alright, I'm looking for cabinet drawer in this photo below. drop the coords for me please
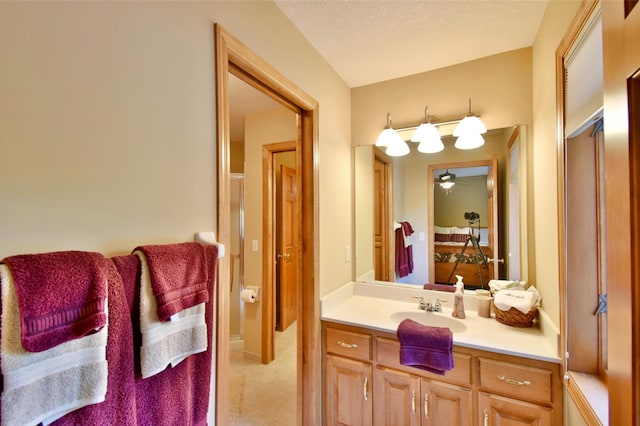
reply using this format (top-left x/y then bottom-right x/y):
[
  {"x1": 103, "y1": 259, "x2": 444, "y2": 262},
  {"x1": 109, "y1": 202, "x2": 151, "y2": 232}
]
[
  {"x1": 326, "y1": 327, "x2": 371, "y2": 361},
  {"x1": 478, "y1": 357, "x2": 553, "y2": 404},
  {"x1": 375, "y1": 337, "x2": 471, "y2": 385}
]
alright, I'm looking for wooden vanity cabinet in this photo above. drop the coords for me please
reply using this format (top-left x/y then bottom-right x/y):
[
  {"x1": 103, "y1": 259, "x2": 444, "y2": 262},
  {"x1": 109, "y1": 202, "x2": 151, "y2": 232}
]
[
  {"x1": 372, "y1": 367, "x2": 472, "y2": 426},
  {"x1": 322, "y1": 321, "x2": 562, "y2": 426}
]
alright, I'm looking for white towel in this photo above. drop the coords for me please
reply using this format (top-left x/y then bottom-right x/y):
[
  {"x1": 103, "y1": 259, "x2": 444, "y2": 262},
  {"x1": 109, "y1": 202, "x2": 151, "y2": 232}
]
[
  {"x1": 0, "y1": 265, "x2": 108, "y2": 426},
  {"x1": 488, "y1": 279, "x2": 527, "y2": 294},
  {"x1": 493, "y1": 288, "x2": 541, "y2": 314},
  {"x1": 135, "y1": 251, "x2": 207, "y2": 379}
]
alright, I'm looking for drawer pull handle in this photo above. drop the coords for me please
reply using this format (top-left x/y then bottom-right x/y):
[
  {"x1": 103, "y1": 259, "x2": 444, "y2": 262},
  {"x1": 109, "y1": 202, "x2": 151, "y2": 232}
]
[
  {"x1": 337, "y1": 340, "x2": 358, "y2": 349},
  {"x1": 497, "y1": 375, "x2": 531, "y2": 386},
  {"x1": 484, "y1": 408, "x2": 489, "y2": 426},
  {"x1": 411, "y1": 390, "x2": 416, "y2": 414},
  {"x1": 424, "y1": 393, "x2": 429, "y2": 419},
  {"x1": 363, "y1": 376, "x2": 368, "y2": 401}
]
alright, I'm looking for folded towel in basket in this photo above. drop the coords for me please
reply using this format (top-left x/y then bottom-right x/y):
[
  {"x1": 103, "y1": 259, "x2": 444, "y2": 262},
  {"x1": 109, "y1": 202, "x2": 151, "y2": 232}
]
[
  {"x1": 1, "y1": 264, "x2": 108, "y2": 425},
  {"x1": 134, "y1": 249, "x2": 208, "y2": 378},
  {"x1": 396, "y1": 319, "x2": 453, "y2": 375},
  {"x1": 2, "y1": 250, "x2": 108, "y2": 352},
  {"x1": 493, "y1": 287, "x2": 541, "y2": 314}
]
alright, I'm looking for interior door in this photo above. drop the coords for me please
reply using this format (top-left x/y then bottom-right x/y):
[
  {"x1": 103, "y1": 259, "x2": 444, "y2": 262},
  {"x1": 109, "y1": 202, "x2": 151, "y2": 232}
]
[
  {"x1": 276, "y1": 164, "x2": 298, "y2": 331},
  {"x1": 374, "y1": 153, "x2": 391, "y2": 281}
]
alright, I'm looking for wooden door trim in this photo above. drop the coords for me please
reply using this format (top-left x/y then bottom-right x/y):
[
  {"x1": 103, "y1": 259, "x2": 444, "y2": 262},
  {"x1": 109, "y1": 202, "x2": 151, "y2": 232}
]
[
  {"x1": 215, "y1": 24, "x2": 319, "y2": 426},
  {"x1": 262, "y1": 140, "x2": 296, "y2": 363}
]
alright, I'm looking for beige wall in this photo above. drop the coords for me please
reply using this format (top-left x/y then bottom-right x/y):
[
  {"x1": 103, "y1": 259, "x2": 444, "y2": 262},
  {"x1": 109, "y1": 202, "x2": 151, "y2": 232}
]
[
  {"x1": 243, "y1": 107, "x2": 296, "y2": 357},
  {"x1": 0, "y1": 2, "x2": 352, "y2": 421},
  {"x1": 531, "y1": 0, "x2": 582, "y2": 329},
  {"x1": 351, "y1": 47, "x2": 533, "y2": 148},
  {"x1": 0, "y1": 1, "x2": 352, "y2": 293}
]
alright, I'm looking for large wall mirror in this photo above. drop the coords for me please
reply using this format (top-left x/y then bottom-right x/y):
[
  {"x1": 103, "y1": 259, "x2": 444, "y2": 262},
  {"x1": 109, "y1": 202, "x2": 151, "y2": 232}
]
[{"x1": 354, "y1": 125, "x2": 527, "y2": 289}]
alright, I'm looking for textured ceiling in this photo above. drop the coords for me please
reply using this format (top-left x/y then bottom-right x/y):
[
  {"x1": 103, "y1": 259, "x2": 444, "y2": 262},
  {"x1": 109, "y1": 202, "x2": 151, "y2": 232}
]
[{"x1": 274, "y1": 0, "x2": 549, "y2": 88}]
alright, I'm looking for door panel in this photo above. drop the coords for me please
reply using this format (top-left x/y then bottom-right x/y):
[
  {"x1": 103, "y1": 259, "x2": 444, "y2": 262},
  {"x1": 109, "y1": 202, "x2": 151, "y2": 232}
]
[{"x1": 276, "y1": 164, "x2": 298, "y2": 331}]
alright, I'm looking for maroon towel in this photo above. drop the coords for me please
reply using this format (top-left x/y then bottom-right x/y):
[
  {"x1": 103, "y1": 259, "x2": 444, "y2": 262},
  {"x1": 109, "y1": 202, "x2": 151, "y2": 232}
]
[
  {"x1": 423, "y1": 283, "x2": 456, "y2": 292},
  {"x1": 134, "y1": 242, "x2": 210, "y2": 321},
  {"x1": 397, "y1": 319, "x2": 453, "y2": 375},
  {"x1": 125, "y1": 246, "x2": 217, "y2": 426},
  {"x1": 53, "y1": 258, "x2": 138, "y2": 426},
  {"x1": 395, "y1": 222, "x2": 414, "y2": 278},
  {"x1": 2, "y1": 251, "x2": 108, "y2": 352}
]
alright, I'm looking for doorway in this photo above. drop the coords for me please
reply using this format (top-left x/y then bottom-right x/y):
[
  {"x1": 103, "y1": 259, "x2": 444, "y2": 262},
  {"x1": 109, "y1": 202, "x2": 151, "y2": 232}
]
[{"x1": 214, "y1": 24, "x2": 319, "y2": 425}]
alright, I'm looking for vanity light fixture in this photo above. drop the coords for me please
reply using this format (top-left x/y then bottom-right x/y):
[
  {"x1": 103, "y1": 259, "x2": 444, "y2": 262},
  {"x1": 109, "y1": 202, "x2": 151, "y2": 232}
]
[
  {"x1": 411, "y1": 107, "x2": 444, "y2": 153},
  {"x1": 453, "y1": 98, "x2": 487, "y2": 150},
  {"x1": 376, "y1": 113, "x2": 410, "y2": 157}
]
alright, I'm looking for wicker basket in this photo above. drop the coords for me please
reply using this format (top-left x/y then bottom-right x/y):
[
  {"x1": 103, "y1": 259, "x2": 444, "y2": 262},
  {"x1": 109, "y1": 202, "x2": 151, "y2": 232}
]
[{"x1": 493, "y1": 302, "x2": 538, "y2": 327}]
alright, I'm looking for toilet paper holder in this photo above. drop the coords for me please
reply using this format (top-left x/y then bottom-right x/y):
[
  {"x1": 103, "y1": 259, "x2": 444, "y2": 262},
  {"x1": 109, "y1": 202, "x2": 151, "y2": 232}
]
[{"x1": 241, "y1": 286, "x2": 260, "y2": 303}]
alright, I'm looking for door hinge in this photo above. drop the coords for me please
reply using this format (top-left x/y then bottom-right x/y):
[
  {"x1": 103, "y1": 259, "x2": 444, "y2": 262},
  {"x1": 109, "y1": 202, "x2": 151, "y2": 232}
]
[{"x1": 594, "y1": 294, "x2": 607, "y2": 315}]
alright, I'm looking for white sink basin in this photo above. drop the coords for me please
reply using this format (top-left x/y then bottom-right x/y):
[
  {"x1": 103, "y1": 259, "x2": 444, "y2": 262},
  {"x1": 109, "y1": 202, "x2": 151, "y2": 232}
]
[{"x1": 390, "y1": 311, "x2": 467, "y2": 333}]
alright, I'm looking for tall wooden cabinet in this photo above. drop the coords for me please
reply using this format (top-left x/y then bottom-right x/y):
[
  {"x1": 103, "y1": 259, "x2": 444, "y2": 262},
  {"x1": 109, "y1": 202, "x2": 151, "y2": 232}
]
[{"x1": 322, "y1": 321, "x2": 562, "y2": 426}]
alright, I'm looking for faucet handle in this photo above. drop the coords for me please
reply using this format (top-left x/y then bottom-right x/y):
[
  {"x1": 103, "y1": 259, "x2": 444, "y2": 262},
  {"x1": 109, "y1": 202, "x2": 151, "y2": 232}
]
[
  {"x1": 413, "y1": 296, "x2": 427, "y2": 310},
  {"x1": 434, "y1": 298, "x2": 446, "y2": 312}
]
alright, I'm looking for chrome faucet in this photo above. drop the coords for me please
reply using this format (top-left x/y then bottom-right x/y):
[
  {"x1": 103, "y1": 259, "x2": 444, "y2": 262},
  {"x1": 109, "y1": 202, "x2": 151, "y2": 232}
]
[
  {"x1": 414, "y1": 296, "x2": 428, "y2": 310},
  {"x1": 414, "y1": 296, "x2": 446, "y2": 312}
]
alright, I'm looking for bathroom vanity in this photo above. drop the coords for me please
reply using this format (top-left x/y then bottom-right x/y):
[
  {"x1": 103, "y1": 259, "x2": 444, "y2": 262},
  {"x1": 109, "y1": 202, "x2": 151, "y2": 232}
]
[{"x1": 321, "y1": 282, "x2": 562, "y2": 426}]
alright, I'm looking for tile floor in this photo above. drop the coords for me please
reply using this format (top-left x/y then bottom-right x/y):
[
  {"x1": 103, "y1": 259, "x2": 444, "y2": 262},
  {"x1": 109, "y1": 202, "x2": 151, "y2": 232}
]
[{"x1": 229, "y1": 322, "x2": 297, "y2": 425}]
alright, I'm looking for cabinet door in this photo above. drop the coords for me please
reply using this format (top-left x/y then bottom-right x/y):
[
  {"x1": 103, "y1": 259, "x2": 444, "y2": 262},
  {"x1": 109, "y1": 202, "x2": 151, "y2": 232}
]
[
  {"x1": 325, "y1": 354, "x2": 372, "y2": 426},
  {"x1": 422, "y1": 379, "x2": 472, "y2": 426},
  {"x1": 373, "y1": 366, "x2": 421, "y2": 426},
  {"x1": 478, "y1": 392, "x2": 552, "y2": 426}
]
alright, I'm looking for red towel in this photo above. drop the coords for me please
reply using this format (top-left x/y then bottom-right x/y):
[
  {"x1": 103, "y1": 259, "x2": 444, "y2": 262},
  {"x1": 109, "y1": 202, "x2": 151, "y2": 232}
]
[
  {"x1": 125, "y1": 246, "x2": 218, "y2": 426},
  {"x1": 52, "y1": 257, "x2": 138, "y2": 426},
  {"x1": 2, "y1": 251, "x2": 108, "y2": 352},
  {"x1": 133, "y1": 242, "x2": 210, "y2": 321},
  {"x1": 397, "y1": 319, "x2": 453, "y2": 375},
  {"x1": 395, "y1": 222, "x2": 414, "y2": 278}
]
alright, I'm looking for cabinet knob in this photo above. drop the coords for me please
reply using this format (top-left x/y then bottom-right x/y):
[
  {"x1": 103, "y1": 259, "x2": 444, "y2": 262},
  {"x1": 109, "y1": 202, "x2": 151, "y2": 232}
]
[
  {"x1": 484, "y1": 408, "x2": 489, "y2": 426},
  {"x1": 411, "y1": 390, "x2": 416, "y2": 414}
]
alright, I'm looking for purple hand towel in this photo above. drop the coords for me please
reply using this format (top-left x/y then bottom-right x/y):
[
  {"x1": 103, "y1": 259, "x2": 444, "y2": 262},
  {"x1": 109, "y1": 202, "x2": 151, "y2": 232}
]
[
  {"x1": 423, "y1": 283, "x2": 456, "y2": 292},
  {"x1": 133, "y1": 242, "x2": 210, "y2": 321},
  {"x1": 3, "y1": 251, "x2": 108, "y2": 352},
  {"x1": 396, "y1": 319, "x2": 453, "y2": 375}
]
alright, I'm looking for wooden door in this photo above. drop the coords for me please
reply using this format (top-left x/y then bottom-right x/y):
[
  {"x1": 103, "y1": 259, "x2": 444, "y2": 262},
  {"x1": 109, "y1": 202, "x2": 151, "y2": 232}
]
[
  {"x1": 422, "y1": 379, "x2": 472, "y2": 426},
  {"x1": 325, "y1": 354, "x2": 372, "y2": 426},
  {"x1": 373, "y1": 366, "x2": 420, "y2": 426},
  {"x1": 276, "y1": 164, "x2": 298, "y2": 331},
  {"x1": 373, "y1": 154, "x2": 391, "y2": 281},
  {"x1": 478, "y1": 392, "x2": 552, "y2": 426}
]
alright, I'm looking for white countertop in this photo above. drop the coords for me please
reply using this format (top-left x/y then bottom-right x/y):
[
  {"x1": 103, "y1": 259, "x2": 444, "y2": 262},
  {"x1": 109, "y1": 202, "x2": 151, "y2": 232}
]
[{"x1": 321, "y1": 281, "x2": 561, "y2": 363}]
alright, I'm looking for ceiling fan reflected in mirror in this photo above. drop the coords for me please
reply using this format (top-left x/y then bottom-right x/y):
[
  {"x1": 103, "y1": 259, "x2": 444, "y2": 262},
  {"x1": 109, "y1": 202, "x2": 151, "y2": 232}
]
[{"x1": 438, "y1": 170, "x2": 456, "y2": 191}]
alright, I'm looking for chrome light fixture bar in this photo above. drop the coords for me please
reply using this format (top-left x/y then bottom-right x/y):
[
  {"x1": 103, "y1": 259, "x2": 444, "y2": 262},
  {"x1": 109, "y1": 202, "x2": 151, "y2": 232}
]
[{"x1": 385, "y1": 99, "x2": 487, "y2": 153}]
